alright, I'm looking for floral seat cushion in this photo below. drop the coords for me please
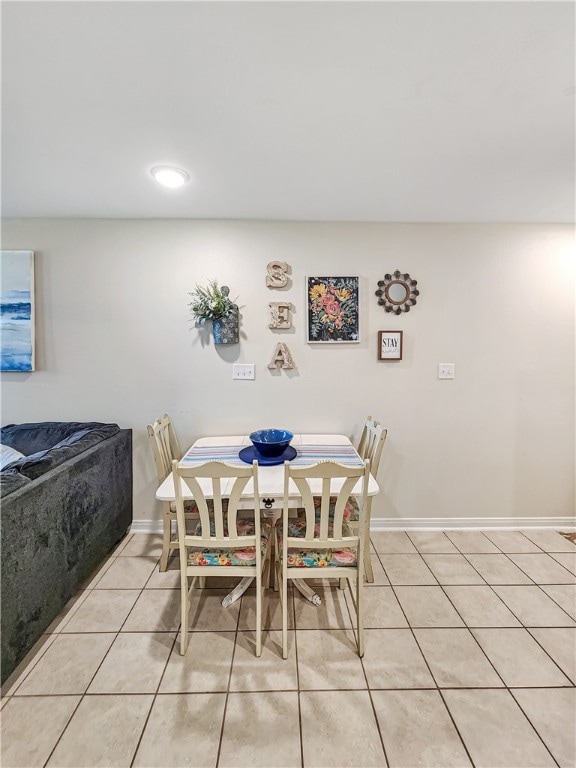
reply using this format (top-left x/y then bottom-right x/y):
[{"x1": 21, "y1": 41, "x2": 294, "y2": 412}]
[
  {"x1": 187, "y1": 518, "x2": 268, "y2": 567},
  {"x1": 277, "y1": 516, "x2": 357, "y2": 568},
  {"x1": 306, "y1": 496, "x2": 360, "y2": 522},
  {"x1": 169, "y1": 500, "x2": 199, "y2": 514}
]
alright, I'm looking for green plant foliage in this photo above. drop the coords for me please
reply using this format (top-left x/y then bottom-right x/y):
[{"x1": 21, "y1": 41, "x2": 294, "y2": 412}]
[{"x1": 188, "y1": 279, "x2": 238, "y2": 323}]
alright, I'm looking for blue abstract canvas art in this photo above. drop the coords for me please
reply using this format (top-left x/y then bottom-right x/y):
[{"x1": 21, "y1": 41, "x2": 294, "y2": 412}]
[{"x1": 1, "y1": 250, "x2": 35, "y2": 371}]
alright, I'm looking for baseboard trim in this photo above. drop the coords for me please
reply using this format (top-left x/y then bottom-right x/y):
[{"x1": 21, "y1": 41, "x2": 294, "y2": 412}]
[
  {"x1": 130, "y1": 516, "x2": 576, "y2": 535},
  {"x1": 371, "y1": 517, "x2": 576, "y2": 531},
  {"x1": 131, "y1": 519, "x2": 164, "y2": 535}
]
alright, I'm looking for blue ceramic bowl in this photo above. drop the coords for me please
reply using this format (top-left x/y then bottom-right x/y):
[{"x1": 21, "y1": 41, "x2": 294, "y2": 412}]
[{"x1": 249, "y1": 429, "x2": 294, "y2": 458}]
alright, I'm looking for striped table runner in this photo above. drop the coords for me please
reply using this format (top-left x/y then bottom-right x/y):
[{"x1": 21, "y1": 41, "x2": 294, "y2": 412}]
[{"x1": 179, "y1": 440, "x2": 364, "y2": 468}]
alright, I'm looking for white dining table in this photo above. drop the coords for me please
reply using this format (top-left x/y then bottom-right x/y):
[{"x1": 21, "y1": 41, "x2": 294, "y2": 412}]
[{"x1": 156, "y1": 433, "x2": 379, "y2": 606}]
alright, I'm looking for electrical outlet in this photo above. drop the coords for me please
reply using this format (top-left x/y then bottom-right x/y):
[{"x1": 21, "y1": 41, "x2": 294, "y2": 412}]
[
  {"x1": 232, "y1": 363, "x2": 255, "y2": 380},
  {"x1": 438, "y1": 363, "x2": 455, "y2": 380}
]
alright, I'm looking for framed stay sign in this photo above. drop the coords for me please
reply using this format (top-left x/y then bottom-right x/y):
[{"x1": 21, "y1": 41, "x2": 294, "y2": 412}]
[{"x1": 378, "y1": 330, "x2": 403, "y2": 360}]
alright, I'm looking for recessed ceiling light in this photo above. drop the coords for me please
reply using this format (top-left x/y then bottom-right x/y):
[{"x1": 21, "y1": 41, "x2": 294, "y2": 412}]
[{"x1": 151, "y1": 166, "x2": 190, "y2": 188}]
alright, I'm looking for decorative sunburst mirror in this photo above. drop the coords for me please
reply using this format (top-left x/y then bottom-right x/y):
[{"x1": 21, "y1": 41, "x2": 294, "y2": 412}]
[{"x1": 375, "y1": 271, "x2": 419, "y2": 314}]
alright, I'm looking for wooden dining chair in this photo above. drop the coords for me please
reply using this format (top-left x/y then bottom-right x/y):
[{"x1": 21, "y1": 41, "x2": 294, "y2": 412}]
[
  {"x1": 357, "y1": 415, "x2": 377, "y2": 461},
  {"x1": 172, "y1": 459, "x2": 269, "y2": 656},
  {"x1": 348, "y1": 419, "x2": 387, "y2": 582},
  {"x1": 275, "y1": 459, "x2": 370, "y2": 659},
  {"x1": 147, "y1": 413, "x2": 199, "y2": 571}
]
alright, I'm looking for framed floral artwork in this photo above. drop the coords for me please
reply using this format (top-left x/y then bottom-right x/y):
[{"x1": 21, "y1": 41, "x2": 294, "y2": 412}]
[{"x1": 307, "y1": 276, "x2": 360, "y2": 343}]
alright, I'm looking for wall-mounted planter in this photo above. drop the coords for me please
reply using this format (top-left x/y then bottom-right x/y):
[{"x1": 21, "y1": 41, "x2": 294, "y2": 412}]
[
  {"x1": 189, "y1": 280, "x2": 241, "y2": 346},
  {"x1": 212, "y1": 314, "x2": 239, "y2": 345}
]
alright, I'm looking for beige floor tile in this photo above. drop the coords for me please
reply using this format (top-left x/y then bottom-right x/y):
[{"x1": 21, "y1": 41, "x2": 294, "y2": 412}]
[
  {"x1": 159, "y1": 631, "x2": 235, "y2": 692},
  {"x1": 47, "y1": 694, "x2": 153, "y2": 767},
  {"x1": 132, "y1": 693, "x2": 225, "y2": 768},
  {"x1": 61, "y1": 589, "x2": 141, "y2": 632},
  {"x1": 492, "y1": 586, "x2": 576, "y2": 627},
  {"x1": 549, "y1": 551, "x2": 576, "y2": 576},
  {"x1": 0, "y1": 696, "x2": 10, "y2": 710},
  {"x1": 108, "y1": 532, "x2": 134, "y2": 555},
  {"x1": 521, "y1": 530, "x2": 575, "y2": 552},
  {"x1": 118, "y1": 533, "x2": 164, "y2": 558},
  {"x1": 372, "y1": 689, "x2": 472, "y2": 768},
  {"x1": 239, "y1": 588, "x2": 295, "y2": 630},
  {"x1": 362, "y1": 629, "x2": 435, "y2": 688},
  {"x1": 366, "y1": 553, "x2": 390, "y2": 585},
  {"x1": 1, "y1": 634, "x2": 58, "y2": 696},
  {"x1": 93, "y1": 556, "x2": 158, "y2": 589},
  {"x1": 407, "y1": 531, "x2": 459, "y2": 554},
  {"x1": 394, "y1": 587, "x2": 465, "y2": 627},
  {"x1": 414, "y1": 628, "x2": 504, "y2": 688},
  {"x1": 371, "y1": 531, "x2": 417, "y2": 553},
  {"x1": 294, "y1": 585, "x2": 352, "y2": 629},
  {"x1": 230, "y1": 630, "x2": 298, "y2": 690},
  {"x1": 539, "y1": 585, "x2": 576, "y2": 619},
  {"x1": 300, "y1": 690, "x2": 386, "y2": 767},
  {"x1": 422, "y1": 554, "x2": 485, "y2": 585},
  {"x1": 349, "y1": 585, "x2": 408, "y2": 628},
  {"x1": 297, "y1": 629, "x2": 366, "y2": 689},
  {"x1": 528, "y1": 627, "x2": 576, "y2": 684},
  {"x1": 465, "y1": 554, "x2": 533, "y2": 585},
  {"x1": 445, "y1": 531, "x2": 500, "y2": 553},
  {"x1": 180, "y1": 588, "x2": 241, "y2": 631},
  {"x1": 219, "y1": 691, "x2": 301, "y2": 768},
  {"x1": 507, "y1": 554, "x2": 576, "y2": 584},
  {"x1": 1, "y1": 695, "x2": 80, "y2": 768},
  {"x1": 483, "y1": 530, "x2": 543, "y2": 553},
  {"x1": 443, "y1": 586, "x2": 522, "y2": 627},
  {"x1": 45, "y1": 590, "x2": 92, "y2": 632},
  {"x1": 471, "y1": 628, "x2": 572, "y2": 686},
  {"x1": 512, "y1": 688, "x2": 576, "y2": 768},
  {"x1": 121, "y1": 589, "x2": 182, "y2": 632},
  {"x1": 80, "y1": 557, "x2": 116, "y2": 589},
  {"x1": 380, "y1": 554, "x2": 438, "y2": 585},
  {"x1": 88, "y1": 632, "x2": 175, "y2": 693},
  {"x1": 443, "y1": 689, "x2": 557, "y2": 767},
  {"x1": 145, "y1": 560, "x2": 182, "y2": 589},
  {"x1": 14, "y1": 633, "x2": 115, "y2": 695}
]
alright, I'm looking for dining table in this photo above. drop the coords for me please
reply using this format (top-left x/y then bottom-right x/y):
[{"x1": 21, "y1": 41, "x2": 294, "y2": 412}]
[{"x1": 156, "y1": 433, "x2": 380, "y2": 607}]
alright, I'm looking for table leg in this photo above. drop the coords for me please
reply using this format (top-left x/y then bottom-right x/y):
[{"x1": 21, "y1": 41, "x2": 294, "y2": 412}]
[
  {"x1": 219, "y1": 510, "x2": 323, "y2": 608},
  {"x1": 262, "y1": 507, "x2": 323, "y2": 606},
  {"x1": 221, "y1": 576, "x2": 254, "y2": 608},
  {"x1": 294, "y1": 581, "x2": 322, "y2": 606}
]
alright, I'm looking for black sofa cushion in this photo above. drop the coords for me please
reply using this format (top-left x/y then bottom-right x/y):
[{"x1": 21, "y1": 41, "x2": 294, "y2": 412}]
[
  {"x1": 1, "y1": 421, "x2": 114, "y2": 456},
  {"x1": 16, "y1": 425, "x2": 121, "y2": 481},
  {"x1": 0, "y1": 422, "x2": 121, "y2": 490}
]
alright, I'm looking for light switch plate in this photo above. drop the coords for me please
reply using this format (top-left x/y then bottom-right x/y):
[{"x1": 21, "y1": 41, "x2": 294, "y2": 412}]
[
  {"x1": 438, "y1": 363, "x2": 455, "y2": 379},
  {"x1": 232, "y1": 363, "x2": 255, "y2": 380}
]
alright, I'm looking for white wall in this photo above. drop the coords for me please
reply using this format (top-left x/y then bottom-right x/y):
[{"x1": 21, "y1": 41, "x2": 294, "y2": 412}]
[{"x1": 1, "y1": 219, "x2": 574, "y2": 526}]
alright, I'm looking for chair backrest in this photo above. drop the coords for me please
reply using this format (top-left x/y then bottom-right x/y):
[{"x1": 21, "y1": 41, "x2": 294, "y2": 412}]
[
  {"x1": 357, "y1": 416, "x2": 377, "y2": 460},
  {"x1": 147, "y1": 413, "x2": 183, "y2": 482},
  {"x1": 172, "y1": 459, "x2": 261, "y2": 555},
  {"x1": 358, "y1": 419, "x2": 387, "y2": 478},
  {"x1": 283, "y1": 459, "x2": 370, "y2": 553}
]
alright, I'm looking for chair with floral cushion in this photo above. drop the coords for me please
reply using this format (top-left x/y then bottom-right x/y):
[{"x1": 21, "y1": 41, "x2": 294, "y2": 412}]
[
  {"x1": 275, "y1": 459, "x2": 370, "y2": 659},
  {"x1": 172, "y1": 458, "x2": 269, "y2": 656},
  {"x1": 147, "y1": 414, "x2": 199, "y2": 571},
  {"x1": 347, "y1": 419, "x2": 387, "y2": 582}
]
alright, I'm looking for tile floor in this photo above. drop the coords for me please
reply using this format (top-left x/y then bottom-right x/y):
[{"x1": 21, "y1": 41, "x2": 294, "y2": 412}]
[{"x1": 1, "y1": 529, "x2": 575, "y2": 768}]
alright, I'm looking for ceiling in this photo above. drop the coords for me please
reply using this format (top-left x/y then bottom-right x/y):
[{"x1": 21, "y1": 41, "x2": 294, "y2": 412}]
[{"x1": 2, "y1": 1, "x2": 575, "y2": 222}]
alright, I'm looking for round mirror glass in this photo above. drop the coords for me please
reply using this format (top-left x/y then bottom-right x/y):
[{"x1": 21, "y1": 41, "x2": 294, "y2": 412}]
[
  {"x1": 386, "y1": 281, "x2": 409, "y2": 304},
  {"x1": 375, "y1": 271, "x2": 420, "y2": 315}
]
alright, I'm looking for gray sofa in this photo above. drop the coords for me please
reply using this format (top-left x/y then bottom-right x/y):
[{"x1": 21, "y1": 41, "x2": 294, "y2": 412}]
[{"x1": 1, "y1": 422, "x2": 132, "y2": 683}]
